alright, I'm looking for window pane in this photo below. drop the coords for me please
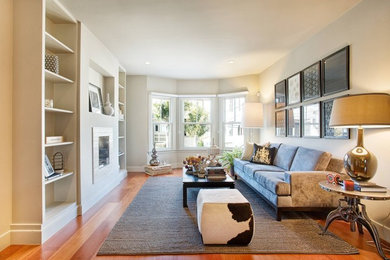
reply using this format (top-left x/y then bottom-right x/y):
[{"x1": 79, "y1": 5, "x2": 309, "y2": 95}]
[
  {"x1": 224, "y1": 123, "x2": 243, "y2": 148},
  {"x1": 152, "y1": 98, "x2": 170, "y2": 122},
  {"x1": 235, "y1": 97, "x2": 245, "y2": 122},
  {"x1": 183, "y1": 99, "x2": 211, "y2": 123},
  {"x1": 225, "y1": 99, "x2": 234, "y2": 122},
  {"x1": 184, "y1": 124, "x2": 210, "y2": 147},
  {"x1": 153, "y1": 123, "x2": 170, "y2": 149}
]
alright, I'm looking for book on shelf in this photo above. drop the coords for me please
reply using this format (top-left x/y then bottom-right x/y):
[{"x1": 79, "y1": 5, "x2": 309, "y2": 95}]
[{"x1": 354, "y1": 183, "x2": 388, "y2": 193}]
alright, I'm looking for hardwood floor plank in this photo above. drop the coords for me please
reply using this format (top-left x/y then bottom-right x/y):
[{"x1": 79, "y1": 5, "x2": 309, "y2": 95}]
[{"x1": 0, "y1": 170, "x2": 387, "y2": 260}]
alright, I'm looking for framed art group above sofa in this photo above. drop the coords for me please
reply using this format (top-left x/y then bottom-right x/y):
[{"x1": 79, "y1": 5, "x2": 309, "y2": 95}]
[{"x1": 274, "y1": 46, "x2": 350, "y2": 139}]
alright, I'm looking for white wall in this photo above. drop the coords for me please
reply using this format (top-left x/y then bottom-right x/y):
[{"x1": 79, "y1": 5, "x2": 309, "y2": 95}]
[
  {"x1": 258, "y1": 0, "x2": 390, "y2": 241},
  {"x1": 79, "y1": 24, "x2": 127, "y2": 214},
  {"x1": 126, "y1": 74, "x2": 260, "y2": 171},
  {"x1": 0, "y1": 0, "x2": 13, "y2": 251}
]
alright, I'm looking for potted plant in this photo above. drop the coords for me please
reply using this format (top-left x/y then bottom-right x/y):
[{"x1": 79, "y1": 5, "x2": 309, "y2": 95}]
[{"x1": 220, "y1": 147, "x2": 242, "y2": 175}]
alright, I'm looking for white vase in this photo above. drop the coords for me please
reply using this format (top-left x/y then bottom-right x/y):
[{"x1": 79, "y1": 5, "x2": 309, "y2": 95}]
[{"x1": 103, "y1": 93, "x2": 114, "y2": 116}]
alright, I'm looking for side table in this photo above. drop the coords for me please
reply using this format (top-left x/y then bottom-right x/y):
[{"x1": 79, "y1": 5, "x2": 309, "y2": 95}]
[{"x1": 319, "y1": 181, "x2": 390, "y2": 260}]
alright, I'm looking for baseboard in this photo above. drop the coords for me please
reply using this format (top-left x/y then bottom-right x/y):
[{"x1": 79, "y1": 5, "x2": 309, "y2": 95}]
[
  {"x1": 80, "y1": 170, "x2": 127, "y2": 214},
  {"x1": 0, "y1": 230, "x2": 10, "y2": 251},
  {"x1": 42, "y1": 203, "x2": 78, "y2": 242},
  {"x1": 10, "y1": 224, "x2": 42, "y2": 244}
]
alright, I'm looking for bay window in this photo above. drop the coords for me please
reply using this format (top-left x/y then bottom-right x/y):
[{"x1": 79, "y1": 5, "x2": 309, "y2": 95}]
[{"x1": 151, "y1": 96, "x2": 173, "y2": 149}]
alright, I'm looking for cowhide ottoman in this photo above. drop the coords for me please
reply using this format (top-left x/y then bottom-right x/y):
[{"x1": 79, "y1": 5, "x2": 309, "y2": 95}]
[{"x1": 196, "y1": 189, "x2": 254, "y2": 245}]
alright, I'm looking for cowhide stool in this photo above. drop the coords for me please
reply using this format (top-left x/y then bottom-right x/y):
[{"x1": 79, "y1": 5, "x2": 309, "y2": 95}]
[{"x1": 196, "y1": 189, "x2": 254, "y2": 245}]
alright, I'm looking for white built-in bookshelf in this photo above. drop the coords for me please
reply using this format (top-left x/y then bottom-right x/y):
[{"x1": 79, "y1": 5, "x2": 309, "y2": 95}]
[
  {"x1": 13, "y1": 0, "x2": 79, "y2": 243},
  {"x1": 118, "y1": 66, "x2": 127, "y2": 173},
  {"x1": 43, "y1": 0, "x2": 78, "y2": 239}
]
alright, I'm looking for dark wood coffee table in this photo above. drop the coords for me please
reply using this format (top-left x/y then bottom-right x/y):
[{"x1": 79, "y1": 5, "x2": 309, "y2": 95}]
[{"x1": 182, "y1": 167, "x2": 235, "y2": 207}]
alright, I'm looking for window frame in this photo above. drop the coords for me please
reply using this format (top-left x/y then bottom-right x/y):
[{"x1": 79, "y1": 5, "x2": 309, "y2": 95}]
[
  {"x1": 219, "y1": 95, "x2": 246, "y2": 150},
  {"x1": 179, "y1": 97, "x2": 215, "y2": 150},
  {"x1": 149, "y1": 94, "x2": 175, "y2": 151}
]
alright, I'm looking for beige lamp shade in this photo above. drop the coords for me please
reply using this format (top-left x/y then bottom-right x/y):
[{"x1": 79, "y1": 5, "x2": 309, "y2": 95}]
[
  {"x1": 329, "y1": 93, "x2": 390, "y2": 128},
  {"x1": 242, "y1": 102, "x2": 263, "y2": 128}
]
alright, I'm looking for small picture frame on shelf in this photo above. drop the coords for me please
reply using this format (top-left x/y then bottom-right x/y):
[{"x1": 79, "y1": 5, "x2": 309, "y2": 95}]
[
  {"x1": 287, "y1": 73, "x2": 301, "y2": 105},
  {"x1": 302, "y1": 103, "x2": 321, "y2": 138},
  {"x1": 321, "y1": 46, "x2": 350, "y2": 96},
  {"x1": 275, "y1": 110, "x2": 286, "y2": 137},
  {"x1": 44, "y1": 154, "x2": 55, "y2": 178},
  {"x1": 274, "y1": 80, "x2": 286, "y2": 109},
  {"x1": 89, "y1": 83, "x2": 103, "y2": 114},
  {"x1": 287, "y1": 107, "x2": 301, "y2": 137},
  {"x1": 321, "y1": 98, "x2": 350, "y2": 139},
  {"x1": 302, "y1": 62, "x2": 321, "y2": 101}
]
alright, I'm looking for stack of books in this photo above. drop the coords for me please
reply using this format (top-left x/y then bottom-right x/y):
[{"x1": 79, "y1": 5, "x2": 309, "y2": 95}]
[
  {"x1": 354, "y1": 182, "x2": 388, "y2": 193},
  {"x1": 206, "y1": 167, "x2": 226, "y2": 180},
  {"x1": 144, "y1": 164, "x2": 172, "y2": 176}
]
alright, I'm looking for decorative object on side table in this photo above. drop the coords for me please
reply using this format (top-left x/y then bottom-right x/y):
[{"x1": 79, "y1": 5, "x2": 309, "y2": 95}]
[
  {"x1": 321, "y1": 46, "x2": 349, "y2": 96},
  {"x1": 183, "y1": 156, "x2": 207, "y2": 177},
  {"x1": 149, "y1": 143, "x2": 160, "y2": 166},
  {"x1": 103, "y1": 93, "x2": 115, "y2": 116},
  {"x1": 329, "y1": 93, "x2": 390, "y2": 183}
]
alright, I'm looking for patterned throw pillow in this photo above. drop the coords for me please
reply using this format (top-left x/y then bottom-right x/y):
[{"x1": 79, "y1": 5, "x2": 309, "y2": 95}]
[{"x1": 250, "y1": 143, "x2": 276, "y2": 165}]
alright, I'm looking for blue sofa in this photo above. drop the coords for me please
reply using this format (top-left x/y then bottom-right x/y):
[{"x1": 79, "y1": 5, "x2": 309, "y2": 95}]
[{"x1": 233, "y1": 143, "x2": 344, "y2": 220}]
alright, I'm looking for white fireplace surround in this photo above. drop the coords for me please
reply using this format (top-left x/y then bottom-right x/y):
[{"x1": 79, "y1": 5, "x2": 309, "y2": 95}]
[{"x1": 92, "y1": 127, "x2": 114, "y2": 183}]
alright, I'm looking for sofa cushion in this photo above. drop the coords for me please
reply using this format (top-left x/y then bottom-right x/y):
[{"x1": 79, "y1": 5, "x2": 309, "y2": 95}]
[
  {"x1": 253, "y1": 171, "x2": 290, "y2": 195},
  {"x1": 289, "y1": 147, "x2": 332, "y2": 171},
  {"x1": 273, "y1": 144, "x2": 299, "y2": 170},
  {"x1": 241, "y1": 142, "x2": 254, "y2": 161},
  {"x1": 243, "y1": 163, "x2": 284, "y2": 177},
  {"x1": 250, "y1": 144, "x2": 276, "y2": 165},
  {"x1": 233, "y1": 158, "x2": 251, "y2": 172}
]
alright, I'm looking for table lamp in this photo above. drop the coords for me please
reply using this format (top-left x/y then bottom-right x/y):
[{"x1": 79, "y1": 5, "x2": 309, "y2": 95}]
[
  {"x1": 329, "y1": 93, "x2": 390, "y2": 182},
  {"x1": 242, "y1": 102, "x2": 263, "y2": 142}
]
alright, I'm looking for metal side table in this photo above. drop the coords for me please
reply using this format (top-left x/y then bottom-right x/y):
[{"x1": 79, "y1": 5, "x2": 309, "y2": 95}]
[{"x1": 319, "y1": 181, "x2": 390, "y2": 260}]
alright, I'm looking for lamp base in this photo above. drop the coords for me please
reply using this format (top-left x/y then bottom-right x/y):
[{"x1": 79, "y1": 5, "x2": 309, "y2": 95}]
[{"x1": 343, "y1": 128, "x2": 377, "y2": 182}]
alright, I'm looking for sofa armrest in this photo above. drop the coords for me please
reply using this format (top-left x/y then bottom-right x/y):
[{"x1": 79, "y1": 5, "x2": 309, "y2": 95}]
[{"x1": 284, "y1": 171, "x2": 341, "y2": 207}]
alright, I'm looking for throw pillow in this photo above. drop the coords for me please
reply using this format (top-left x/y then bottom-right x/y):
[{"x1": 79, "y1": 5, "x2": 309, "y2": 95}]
[
  {"x1": 251, "y1": 143, "x2": 276, "y2": 165},
  {"x1": 241, "y1": 142, "x2": 254, "y2": 161}
]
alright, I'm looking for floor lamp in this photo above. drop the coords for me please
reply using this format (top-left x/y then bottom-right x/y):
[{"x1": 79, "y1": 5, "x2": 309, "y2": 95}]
[
  {"x1": 242, "y1": 102, "x2": 264, "y2": 143},
  {"x1": 329, "y1": 93, "x2": 390, "y2": 183}
]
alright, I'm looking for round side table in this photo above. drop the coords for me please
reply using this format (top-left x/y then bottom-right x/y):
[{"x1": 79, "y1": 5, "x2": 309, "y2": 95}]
[{"x1": 319, "y1": 181, "x2": 390, "y2": 260}]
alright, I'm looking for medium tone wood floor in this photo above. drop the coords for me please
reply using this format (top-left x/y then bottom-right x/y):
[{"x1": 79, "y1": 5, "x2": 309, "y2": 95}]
[{"x1": 0, "y1": 169, "x2": 388, "y2": 260}]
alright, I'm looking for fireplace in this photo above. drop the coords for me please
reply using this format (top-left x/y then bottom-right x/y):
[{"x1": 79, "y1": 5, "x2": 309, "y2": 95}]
[{"x1": 93, "y1": 127, "x2": 114, "y2": 182}]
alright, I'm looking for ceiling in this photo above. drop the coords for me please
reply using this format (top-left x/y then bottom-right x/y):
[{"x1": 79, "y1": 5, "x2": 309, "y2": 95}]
[{"x1": 61, "y1": 0, "x2": 360, "y2": 79}]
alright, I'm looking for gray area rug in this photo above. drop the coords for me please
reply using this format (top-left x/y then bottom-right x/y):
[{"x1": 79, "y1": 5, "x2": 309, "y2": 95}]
[{"x1": 98, "y1": 177, "x2": 358, "y2": 255}]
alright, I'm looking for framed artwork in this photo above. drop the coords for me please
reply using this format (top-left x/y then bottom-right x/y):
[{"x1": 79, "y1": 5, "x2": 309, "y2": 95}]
[
  {"x1": 287, "y1": 73, "x2": 301, "y2": 105},
  {"x1": 274, "y1": 80, "x2": 286, "y2": 108},
  {"x1": 287, "y1": 107, "x2": 301, "y2": 137},
  {"x1": 89, "y1": 83, "x2": 103, "y2": 114},
  {"x1": 275, "y1": 110, "x2": 286, "y2": 137},
  {"x1": 302, "y1": 103, "x2": 320, "y2": 138},
  {"x1": 321, "y1": 46, "x2": 350, "y2": 96},
  {"x1": 321, "y1": 99, "x2": 350, "y2": 139},
  {"x1": 302, "y1": 62, "x2": 321, "y2": 101}
]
